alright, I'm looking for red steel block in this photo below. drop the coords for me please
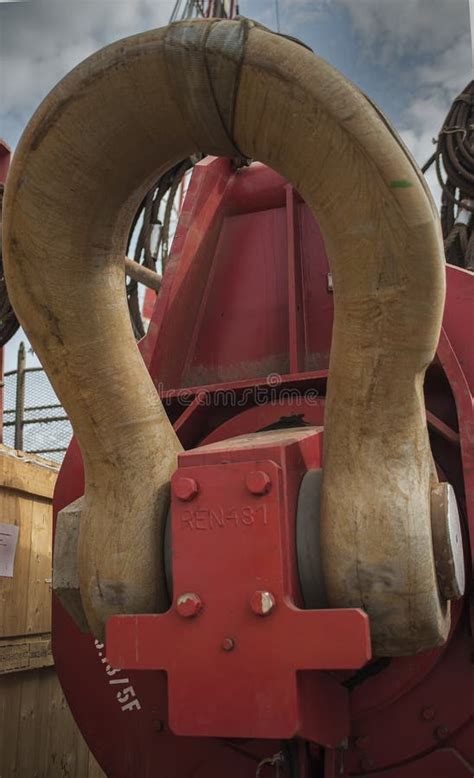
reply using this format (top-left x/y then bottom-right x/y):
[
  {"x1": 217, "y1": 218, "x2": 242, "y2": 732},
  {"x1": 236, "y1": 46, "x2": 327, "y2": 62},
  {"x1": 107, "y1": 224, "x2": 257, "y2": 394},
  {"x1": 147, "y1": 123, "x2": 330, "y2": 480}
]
[{"x1": 108, "y1": 429, "x2": 371, "y2": 746}]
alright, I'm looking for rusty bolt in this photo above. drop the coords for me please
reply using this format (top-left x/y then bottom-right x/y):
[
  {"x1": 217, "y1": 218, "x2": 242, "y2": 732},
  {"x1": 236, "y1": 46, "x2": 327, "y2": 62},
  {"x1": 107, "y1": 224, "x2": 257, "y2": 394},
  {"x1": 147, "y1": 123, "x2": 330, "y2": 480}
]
[
  {"x1": 435, "y1": 726, "x2": 449, "y2": 740},
  {"x1": 246, "y1": 470, "x2": 272, "y2": 496},
  {"x1": 360, "y1": 758, "x2": 374, "y2": 771},
  {"x1": 421, "y1": 706, "x2": 436, "y2": 721},
  {"x1": 221, "y1": 638, "x2": 235, "y2": 652},
  {"x1": 250, "y1": 590, "x2": 276, "y2": 616},
  {"x1": 355, "y1": 736, "x2": 370, "y2": 750},
  {"x1": 176, "y1": 592, "x2": 203, "y2": 618},
  {"x1": 173, "y1": 477, "x2": 199, "y2": 502}
]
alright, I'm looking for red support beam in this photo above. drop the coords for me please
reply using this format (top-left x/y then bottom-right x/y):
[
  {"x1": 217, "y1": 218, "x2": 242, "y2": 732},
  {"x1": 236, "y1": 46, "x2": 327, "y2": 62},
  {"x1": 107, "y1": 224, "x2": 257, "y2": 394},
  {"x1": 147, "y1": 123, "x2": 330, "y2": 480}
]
[{"x1": 286, "y1": 185, "x2": 305, "y2": 373}]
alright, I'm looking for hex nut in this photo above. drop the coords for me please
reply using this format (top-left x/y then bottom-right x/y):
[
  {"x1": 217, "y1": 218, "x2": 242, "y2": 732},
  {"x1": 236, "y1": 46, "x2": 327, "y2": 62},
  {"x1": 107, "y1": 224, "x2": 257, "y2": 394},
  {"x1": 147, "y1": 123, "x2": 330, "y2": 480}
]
[
  {"x1": 246, "y1": 470, "x2": 271, "y2": 496},
  {"x1": 250, "y1": 590, "x2": 276, "y2": 616},
  {"x1": 176, "y1": 592, "x2": 203, "y2": 618},
  {"x1": 173, "y1": 477, "x2": 199, "y2": 502}
]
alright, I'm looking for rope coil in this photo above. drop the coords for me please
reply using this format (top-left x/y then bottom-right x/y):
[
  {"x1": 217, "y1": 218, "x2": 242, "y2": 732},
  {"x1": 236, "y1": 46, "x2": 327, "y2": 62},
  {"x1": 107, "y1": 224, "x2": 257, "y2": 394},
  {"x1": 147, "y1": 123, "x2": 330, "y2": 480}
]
[{"x1": 424, "y1": 80, "x2": 474, "y2": 269}]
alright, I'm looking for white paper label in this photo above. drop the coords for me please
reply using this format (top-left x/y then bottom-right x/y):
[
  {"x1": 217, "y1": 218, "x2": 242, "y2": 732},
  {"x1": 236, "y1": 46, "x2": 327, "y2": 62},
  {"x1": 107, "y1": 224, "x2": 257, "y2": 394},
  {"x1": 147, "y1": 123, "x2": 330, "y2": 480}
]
[{"x1": 0, "y1": 523, "x2": 19, "y2": 577}]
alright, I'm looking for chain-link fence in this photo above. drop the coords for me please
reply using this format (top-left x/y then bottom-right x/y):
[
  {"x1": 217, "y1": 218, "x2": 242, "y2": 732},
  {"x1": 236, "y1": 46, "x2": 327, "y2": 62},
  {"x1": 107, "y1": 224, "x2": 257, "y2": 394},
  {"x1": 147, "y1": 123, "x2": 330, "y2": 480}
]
[{"x1": 3, "y1": 342, "x2": 72, "y2": 462}]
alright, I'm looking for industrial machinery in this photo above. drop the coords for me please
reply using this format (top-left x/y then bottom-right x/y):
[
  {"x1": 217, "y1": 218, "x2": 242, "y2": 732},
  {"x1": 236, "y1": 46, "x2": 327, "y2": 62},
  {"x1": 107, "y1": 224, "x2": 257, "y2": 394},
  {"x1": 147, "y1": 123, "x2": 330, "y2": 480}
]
[{"x1": 2, "y1": 16, "x2": 473, "y2": 778}]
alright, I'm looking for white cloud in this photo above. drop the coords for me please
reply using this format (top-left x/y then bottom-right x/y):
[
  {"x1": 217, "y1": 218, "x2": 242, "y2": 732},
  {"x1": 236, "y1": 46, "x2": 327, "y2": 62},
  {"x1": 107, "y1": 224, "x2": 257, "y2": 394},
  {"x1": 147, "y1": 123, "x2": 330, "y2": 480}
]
[
  {"x1": 0, "y1": 0, "x2": 174, "y2": 144},
  {"x1": 277, "y1": 0, "x2": 331, "y2": 28},
  {"x1": 336, "y1": 0, "x2": 471, "y2": 205},
  {"x1": 1, "y1": 0, "x2": 471, "y2": 198},
  {"x1": 239, "y1": 0, "x2": 331, "y2": 32},
  {"x1": 399, "y1": 32, "x2": 471, "y2": 200},
  {"x1": 415, "y1": 33, "x2": 472, "y2": 92},
  {"x1": 337, "y1": 0, "x2": 471, "y2": 60}
]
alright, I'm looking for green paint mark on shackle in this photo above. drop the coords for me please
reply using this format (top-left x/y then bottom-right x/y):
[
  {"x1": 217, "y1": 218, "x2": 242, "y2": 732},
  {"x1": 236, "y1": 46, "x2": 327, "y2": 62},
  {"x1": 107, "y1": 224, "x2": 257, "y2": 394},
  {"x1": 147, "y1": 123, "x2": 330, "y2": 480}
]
[{"x1": 390, "y1": 179, "x2": 413, "y2": 189}]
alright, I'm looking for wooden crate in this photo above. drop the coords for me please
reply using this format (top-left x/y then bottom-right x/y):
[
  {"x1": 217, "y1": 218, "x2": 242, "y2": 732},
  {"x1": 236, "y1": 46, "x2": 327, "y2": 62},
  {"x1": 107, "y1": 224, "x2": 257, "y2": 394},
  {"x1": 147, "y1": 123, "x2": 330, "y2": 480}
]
[
  {"x1": 0, "y1": 668, "x2": 104, "y2": 778},
  {"x1": 0, "y1": 446, "x2": 57, "y2": 663},
  {"x1": 0, "y1": 446, "x2": 105, "y2": 777}
]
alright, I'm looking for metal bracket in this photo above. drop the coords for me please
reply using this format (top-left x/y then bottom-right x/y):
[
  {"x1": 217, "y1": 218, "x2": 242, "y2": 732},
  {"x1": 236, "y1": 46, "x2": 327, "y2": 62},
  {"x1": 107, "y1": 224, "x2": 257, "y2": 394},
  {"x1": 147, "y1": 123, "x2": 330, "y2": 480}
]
[{"x1": 107, "y1": 429, "x2": 371, "y2": 744}]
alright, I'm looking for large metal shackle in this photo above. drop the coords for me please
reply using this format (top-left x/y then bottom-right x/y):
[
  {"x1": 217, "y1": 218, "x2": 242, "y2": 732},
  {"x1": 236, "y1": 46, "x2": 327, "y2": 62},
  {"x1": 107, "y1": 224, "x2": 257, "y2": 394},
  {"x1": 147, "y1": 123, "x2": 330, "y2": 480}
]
[{"x1": 3, "y1": 18, "x2": 450, "y2": 654}]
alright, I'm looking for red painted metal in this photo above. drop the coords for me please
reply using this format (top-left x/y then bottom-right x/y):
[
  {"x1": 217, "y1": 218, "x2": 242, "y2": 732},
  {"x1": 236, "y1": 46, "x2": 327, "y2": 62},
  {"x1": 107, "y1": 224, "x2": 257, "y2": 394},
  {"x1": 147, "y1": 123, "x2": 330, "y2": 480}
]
[
  {"x1": 359, "y1": 748, "x2": 473, "y2": 778},
  {"x1": 108, "y1": 429, "x2": 370, "y2": 745},
  {"x1": 286, "y1": 184, "x2": 305, "y2": 373},
  {"x1": 141, "y1": 159, "x2": 333, "y2": 388},
  {"x1": 245, "y1": 468, "x2": 272, "y2": 495},
  {"x1": 250, "y1": 589, "x2": 277, "y2": 615},
  {"x1": 0, "y1": 139, "x2": 10, "y2": 184},
  {"x1": 438, "y1": 271, "x2": 474, "y2": 580},
  {"x1": 52, "y1": 157, "x2": 474, "y2": 777},
  {"x1": 175, "y1": 592, "x2": 203, "y2": 618},
  {"x1": 173, "y1": 475, "x2": 200, "y2": 501}
]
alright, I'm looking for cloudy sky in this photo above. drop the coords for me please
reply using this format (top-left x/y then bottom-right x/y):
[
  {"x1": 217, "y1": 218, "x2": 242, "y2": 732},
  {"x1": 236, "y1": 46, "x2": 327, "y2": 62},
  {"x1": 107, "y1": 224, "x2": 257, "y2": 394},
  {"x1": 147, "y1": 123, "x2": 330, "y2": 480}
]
[
  {"x1": 0, "y1": 0, "x2": 472, "y2": 369},
  {"x1": 1, "y1": 0, "x2": 472, "y2": 174}
]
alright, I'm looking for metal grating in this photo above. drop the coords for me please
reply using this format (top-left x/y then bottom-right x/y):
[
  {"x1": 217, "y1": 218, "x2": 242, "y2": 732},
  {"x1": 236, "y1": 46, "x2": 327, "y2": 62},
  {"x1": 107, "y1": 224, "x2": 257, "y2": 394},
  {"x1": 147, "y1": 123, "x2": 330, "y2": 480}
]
[{"x1": 3, "y1": 345, "x2": 72, "y2": 462}]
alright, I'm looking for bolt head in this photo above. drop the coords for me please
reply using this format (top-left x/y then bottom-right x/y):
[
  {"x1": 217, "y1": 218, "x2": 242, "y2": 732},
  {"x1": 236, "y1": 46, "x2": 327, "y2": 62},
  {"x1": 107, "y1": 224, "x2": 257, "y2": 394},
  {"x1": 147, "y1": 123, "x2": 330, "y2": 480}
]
[
  {"x1": 250, "y1": 590, "x2": 276, "y2": 616},
  {"x1": 355, "y1": 736, "x2": 370, "y2": 750},
  {"x1": 421, "y1": 706, "x2": 436, "y2": 721},
  {"x1": 246, "y1": 470, "x2": 272, "y2": 495},
  {"x1": 435, "y1": 725, "x2": 449, "y2": 740},
  {"x1": 221, "y1": 638, "x2": 235, "y2": 652},
  {"x1": 173, "y1": 476, "x2": 199, "y2": 502},
  {"x1": 176, "y1": 592, "x2": 203, "y2": 618}
]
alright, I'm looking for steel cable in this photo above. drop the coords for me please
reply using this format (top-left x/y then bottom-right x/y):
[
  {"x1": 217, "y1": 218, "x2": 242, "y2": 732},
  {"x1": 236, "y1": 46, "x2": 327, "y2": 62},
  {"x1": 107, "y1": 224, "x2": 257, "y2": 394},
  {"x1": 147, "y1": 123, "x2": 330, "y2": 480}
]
[{"x1": 424, "y1": 80, "x2": 474, "y2": 269}]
